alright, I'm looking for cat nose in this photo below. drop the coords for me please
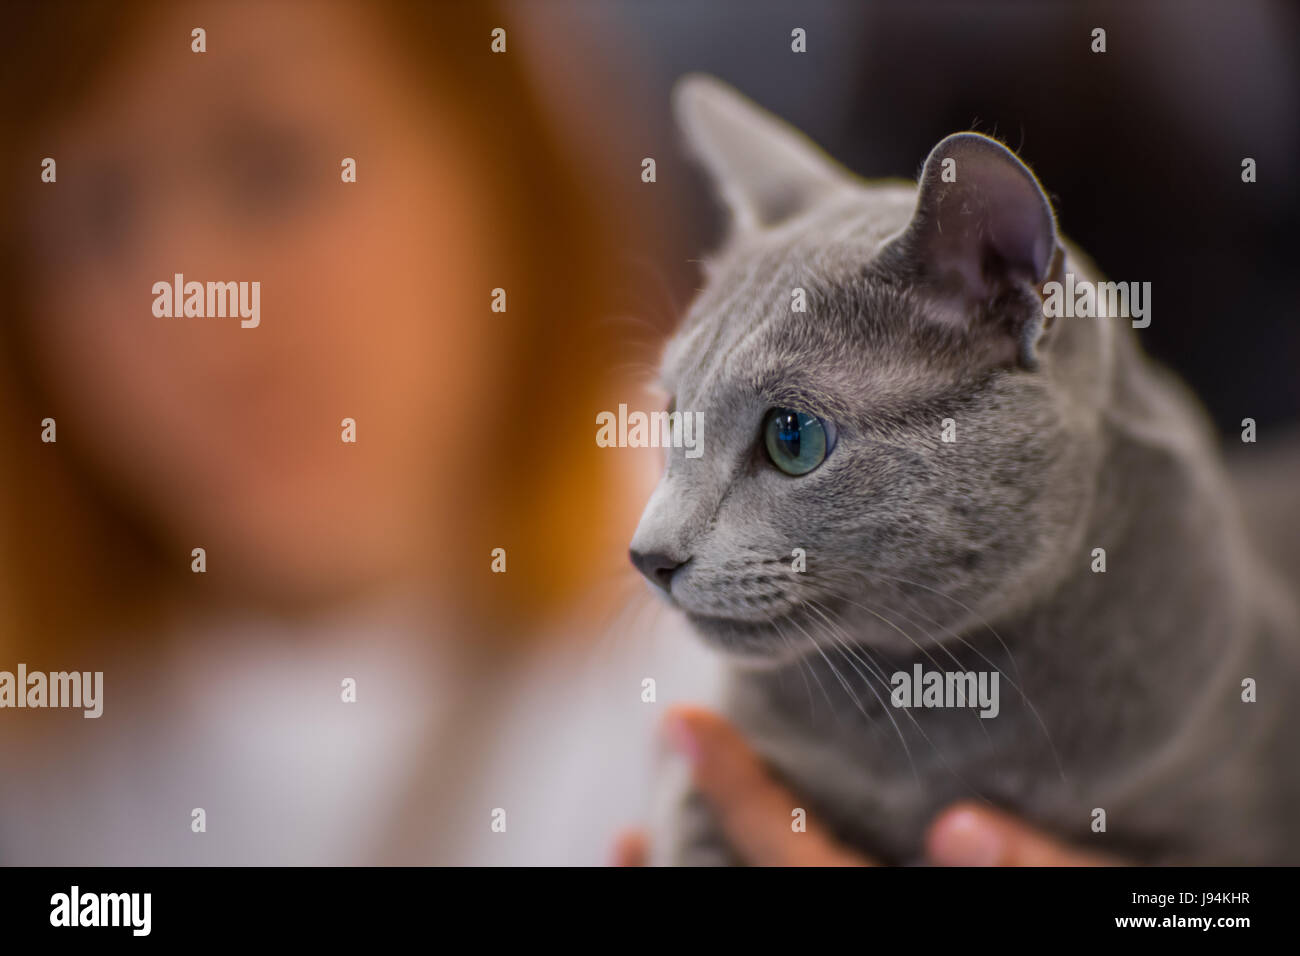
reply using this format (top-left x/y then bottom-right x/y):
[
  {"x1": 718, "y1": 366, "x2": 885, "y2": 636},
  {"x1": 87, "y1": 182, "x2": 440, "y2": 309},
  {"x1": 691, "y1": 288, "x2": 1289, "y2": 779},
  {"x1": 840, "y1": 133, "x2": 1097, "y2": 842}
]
[{"x1": 629, "y1": 548, "x2": 687, "y2": 592}]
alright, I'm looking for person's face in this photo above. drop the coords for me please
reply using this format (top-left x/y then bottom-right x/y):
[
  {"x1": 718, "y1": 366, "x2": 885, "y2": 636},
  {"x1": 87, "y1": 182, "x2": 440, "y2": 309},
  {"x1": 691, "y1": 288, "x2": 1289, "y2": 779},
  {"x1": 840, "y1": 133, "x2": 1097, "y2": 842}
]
[{"x1": 22, "y1": 0, "x2": 496, "y2": 603}]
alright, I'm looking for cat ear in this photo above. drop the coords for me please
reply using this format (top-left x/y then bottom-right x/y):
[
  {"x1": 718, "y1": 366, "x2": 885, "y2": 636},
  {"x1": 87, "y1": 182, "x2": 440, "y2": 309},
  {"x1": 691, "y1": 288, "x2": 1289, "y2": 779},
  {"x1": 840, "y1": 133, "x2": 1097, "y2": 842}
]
[
  {"x1": 673, "y1": 74, "x2": 849, "y2": 231},
  {"x1": 882, "y1": 133, "x2": 1062, "y2": 365}
]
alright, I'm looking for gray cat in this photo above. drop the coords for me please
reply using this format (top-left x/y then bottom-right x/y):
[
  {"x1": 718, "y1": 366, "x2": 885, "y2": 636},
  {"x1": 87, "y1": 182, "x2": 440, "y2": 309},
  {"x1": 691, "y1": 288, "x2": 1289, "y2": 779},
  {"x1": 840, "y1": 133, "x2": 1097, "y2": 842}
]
[{"x1": 630, "y1": 75, "x2": 1300, "y2": 865}]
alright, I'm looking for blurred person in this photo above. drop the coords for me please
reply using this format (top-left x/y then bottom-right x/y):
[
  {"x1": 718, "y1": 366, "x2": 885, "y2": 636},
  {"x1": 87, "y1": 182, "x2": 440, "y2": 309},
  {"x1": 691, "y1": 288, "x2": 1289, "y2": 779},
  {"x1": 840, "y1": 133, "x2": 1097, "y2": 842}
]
[{"x1": 0, "y1": 0, "x2": 716, "y2": 865}]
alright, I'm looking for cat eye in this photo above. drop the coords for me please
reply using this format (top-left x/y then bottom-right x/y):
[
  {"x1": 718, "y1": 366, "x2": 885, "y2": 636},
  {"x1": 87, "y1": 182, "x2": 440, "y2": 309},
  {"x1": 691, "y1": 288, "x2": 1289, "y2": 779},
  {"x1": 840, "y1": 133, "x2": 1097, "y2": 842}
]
[{"x1": 763, "y1": 408, "x2": 834, "y2": 475}]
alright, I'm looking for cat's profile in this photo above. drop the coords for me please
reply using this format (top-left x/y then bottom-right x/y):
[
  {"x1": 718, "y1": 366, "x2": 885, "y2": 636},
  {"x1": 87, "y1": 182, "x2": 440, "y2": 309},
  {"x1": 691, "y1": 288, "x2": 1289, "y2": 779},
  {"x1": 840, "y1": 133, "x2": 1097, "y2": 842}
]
[{"x1": 631, "y1": 74, "x2": 1300, "y2": 865}]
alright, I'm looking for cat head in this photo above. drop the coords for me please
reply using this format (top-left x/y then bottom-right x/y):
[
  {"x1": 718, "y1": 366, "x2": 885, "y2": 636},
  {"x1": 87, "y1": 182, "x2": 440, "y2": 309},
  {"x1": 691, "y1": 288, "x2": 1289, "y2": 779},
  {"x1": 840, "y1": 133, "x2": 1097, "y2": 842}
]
[{"x1": 629, "y1": 75, "x2": 1110, "y2": 664}]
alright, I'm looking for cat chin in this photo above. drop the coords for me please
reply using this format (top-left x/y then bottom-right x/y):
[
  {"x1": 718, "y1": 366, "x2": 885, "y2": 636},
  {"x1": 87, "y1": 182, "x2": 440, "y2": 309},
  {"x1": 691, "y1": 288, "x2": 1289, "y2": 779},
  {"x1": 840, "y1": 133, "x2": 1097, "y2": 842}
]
[{"x1": 681, "y1": 611, "x2": 797, "y2": 667}]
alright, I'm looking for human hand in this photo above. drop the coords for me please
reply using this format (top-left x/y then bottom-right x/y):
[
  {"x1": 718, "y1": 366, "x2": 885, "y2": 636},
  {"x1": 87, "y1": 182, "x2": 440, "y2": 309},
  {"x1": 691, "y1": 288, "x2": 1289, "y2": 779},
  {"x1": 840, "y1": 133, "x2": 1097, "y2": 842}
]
[{"x1": 613, "y1": 706, "x2": 1118, "y2": 866}]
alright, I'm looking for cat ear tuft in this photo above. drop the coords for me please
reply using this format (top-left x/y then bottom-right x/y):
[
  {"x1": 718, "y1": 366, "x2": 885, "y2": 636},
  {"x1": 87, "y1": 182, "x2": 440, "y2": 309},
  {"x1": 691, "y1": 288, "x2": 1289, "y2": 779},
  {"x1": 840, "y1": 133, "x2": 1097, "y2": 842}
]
[{"x1": 673, "y1": 74, "x2": 848, "y2": 232}]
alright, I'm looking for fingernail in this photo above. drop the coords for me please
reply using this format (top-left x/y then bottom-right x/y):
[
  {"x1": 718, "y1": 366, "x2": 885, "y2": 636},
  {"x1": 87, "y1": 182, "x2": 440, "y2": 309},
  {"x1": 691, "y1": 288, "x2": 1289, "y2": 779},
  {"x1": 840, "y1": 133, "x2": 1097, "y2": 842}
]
[
  {"x1": 665, "y1": 714, "x2": 701, "y2": 765},
  {"x1": 929, "y1": 809, "x2": 1003, "y2": 866}
]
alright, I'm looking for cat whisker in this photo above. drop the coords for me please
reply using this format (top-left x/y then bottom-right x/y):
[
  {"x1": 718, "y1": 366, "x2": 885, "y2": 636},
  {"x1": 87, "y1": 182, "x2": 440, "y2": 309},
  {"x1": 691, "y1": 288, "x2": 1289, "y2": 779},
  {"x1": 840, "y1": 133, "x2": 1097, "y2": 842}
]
[
  {"x1": 805, "y1": 598, "x2": 983, "y2": 794},
  {"x1": 799, "y1": 602, "x2": 900, "y2": 750},
  {"x1": 807, "y1": 596, "x2": 994, "y2": 751},
  {"x1": 772, "y1": 614, "x2": 840, "y2": 724},
  {"x1": 867, "y1": 569, "x2": 1026, "y2": 688},
  {"x1": 770, "y1": 619, "x2": 819, "y2": 723},
  {"x1": 825, "y1": 584, "x2": 970, "y2": 682},
  {"x1": 837, "y1": 568, "x2": 1066, "y2": 783},
  {"x1": 787, "y1": 610, "x2": 919, "y2": 783}
]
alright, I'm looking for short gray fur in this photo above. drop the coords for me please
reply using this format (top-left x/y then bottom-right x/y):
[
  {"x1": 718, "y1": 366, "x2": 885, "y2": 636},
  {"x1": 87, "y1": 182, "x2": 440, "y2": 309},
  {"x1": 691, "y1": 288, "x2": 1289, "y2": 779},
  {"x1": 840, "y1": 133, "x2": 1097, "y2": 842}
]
[{"x1": 632, "y1": 74, "x2": 1300, "y2": 866}]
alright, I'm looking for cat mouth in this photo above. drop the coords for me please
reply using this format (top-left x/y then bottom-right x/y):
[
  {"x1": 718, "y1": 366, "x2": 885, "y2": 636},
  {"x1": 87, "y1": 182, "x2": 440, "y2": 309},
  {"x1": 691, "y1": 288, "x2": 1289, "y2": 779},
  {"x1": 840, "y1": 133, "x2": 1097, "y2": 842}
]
[
  {"x1": 682, "y1": 596, "x2": 856, "y2": 662},
  {"x1": 683, "y1": 609, "x2": 799, "y2": 658}
]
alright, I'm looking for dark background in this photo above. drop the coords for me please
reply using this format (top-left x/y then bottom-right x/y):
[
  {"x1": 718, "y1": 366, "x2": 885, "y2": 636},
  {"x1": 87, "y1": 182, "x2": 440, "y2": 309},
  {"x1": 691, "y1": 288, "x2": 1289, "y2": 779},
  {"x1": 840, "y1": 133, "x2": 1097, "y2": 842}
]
[{"x1": 588, "y1": 0, "x2": 1300, "y2": 436}]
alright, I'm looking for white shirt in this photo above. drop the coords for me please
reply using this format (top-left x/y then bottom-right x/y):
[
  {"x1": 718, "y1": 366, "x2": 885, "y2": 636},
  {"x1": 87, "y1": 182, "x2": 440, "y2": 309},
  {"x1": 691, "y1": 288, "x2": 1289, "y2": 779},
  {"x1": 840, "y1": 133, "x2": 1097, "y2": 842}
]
[{"x1": 0, "y1": 592, "x2": 722, "y2": 865}]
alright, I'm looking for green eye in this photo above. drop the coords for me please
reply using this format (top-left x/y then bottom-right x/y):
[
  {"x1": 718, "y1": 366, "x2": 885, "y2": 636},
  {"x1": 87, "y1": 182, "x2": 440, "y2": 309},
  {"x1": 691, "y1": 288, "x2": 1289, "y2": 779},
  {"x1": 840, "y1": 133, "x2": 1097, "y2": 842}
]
[{"x1": 763, "y1": 408, "x2": 833, "y2": 475}]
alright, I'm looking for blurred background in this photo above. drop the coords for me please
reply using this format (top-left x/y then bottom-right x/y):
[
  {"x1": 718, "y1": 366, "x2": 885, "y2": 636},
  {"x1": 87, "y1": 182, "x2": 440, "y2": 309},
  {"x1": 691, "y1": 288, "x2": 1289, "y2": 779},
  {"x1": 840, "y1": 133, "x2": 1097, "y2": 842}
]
[
  {"x1": 0, "y1": 0, "x2": 1295, "y2": 864},
  {"x1": 603, "y1": 0, "x2": 1300, "y2": 431}
]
